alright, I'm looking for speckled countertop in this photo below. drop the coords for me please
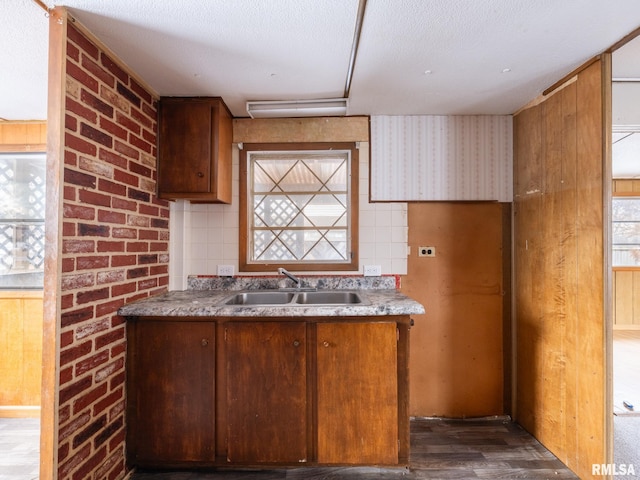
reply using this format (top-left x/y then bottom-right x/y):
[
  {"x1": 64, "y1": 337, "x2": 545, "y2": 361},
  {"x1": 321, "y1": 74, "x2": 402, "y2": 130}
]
[{"x1": 118, "y1": 275, "x2": 425, "y2": 318}]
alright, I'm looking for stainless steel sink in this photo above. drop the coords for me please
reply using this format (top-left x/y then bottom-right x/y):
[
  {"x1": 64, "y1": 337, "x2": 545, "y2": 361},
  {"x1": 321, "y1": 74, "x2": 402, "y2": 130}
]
[
  {"x1": 222, "y1": 290, "x2": 366, "y2": 306},
  {"x1": 295, "y1": 291, "x2": 363, "y2": 305},
  {"x1": 224, "y1": 291, "x2": 295, "y2": 305}
]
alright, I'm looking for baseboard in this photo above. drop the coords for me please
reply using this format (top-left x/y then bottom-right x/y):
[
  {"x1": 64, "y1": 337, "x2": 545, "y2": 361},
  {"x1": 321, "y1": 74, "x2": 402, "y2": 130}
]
[{"x1": 0, "y1": 406, "x2": 41, "y2": 418}]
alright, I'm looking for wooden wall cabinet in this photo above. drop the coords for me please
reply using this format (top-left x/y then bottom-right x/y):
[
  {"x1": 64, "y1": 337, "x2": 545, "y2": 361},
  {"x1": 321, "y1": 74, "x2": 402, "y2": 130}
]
[
  {"x1": 157, "y1": 97, "x2": 232, "y2": 203},
  {"x1": 126, "y1": 316, "x2": 410, "y2": 468}
]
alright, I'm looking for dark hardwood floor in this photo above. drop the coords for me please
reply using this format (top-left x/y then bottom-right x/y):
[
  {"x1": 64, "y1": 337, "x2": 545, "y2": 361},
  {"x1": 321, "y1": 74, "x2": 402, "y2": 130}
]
[{"x1": 132, "y1": 418, "x2": 579, "y2": 480}]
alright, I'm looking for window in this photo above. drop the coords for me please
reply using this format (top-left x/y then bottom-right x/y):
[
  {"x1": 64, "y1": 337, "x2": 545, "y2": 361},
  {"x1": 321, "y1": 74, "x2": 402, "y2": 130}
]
[
  {"x1": 0, "y1": 152, "x2": 46, "y2": 289},
  {"x1": 240, "y1": 143, "x2": 358, "y2": 272},
  {"x1": 612, "y1": 196, "x2": 640, "y2": 267}
]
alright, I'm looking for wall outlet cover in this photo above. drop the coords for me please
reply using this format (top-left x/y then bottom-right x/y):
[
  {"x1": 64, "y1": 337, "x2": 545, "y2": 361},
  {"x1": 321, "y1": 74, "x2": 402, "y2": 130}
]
[
  {"x1": 217, "y1": 265, "x2": 235, "y2": 276},
  {"x1": 418, "y1": 246, "x2": 436, "y2": 257},
  {"x1": 363, "y1": 265, "x2": 382, "y2": 276}
]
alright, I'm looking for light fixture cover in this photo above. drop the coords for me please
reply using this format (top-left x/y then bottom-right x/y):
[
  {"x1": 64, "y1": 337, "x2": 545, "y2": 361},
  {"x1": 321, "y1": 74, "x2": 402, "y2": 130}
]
[{"x1": 246, "y1": 98, "x2": 348, "y2": 119}]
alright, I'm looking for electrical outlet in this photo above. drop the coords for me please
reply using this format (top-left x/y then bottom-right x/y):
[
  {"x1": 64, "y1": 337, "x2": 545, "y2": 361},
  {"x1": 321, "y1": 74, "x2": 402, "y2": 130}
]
[
  {"x1": 418, "y1": 246, "x2": 436, "y2": 257},
  {"x1": 363, "y1": 265, "x2": 382, "y2": 276},
  {"x1": 217, "y1": 265, "x2": 235, "y2": 276}
]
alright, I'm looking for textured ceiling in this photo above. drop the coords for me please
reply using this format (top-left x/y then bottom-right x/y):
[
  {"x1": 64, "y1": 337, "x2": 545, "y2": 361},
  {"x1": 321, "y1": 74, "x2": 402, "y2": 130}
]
[{"x1": 3, "y1": 0, "x2": 640, "y2": 121}]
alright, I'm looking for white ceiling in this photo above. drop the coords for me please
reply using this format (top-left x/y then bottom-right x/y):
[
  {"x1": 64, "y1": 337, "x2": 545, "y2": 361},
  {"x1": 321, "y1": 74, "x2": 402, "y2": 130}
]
[{"x1": 4, "y1": 0, "x2": 640, "y2": 121}]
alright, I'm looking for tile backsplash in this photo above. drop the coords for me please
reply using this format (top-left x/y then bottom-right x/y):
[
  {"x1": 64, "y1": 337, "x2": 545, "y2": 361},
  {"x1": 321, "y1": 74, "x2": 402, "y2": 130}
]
[{"x1": 169, "y1": 142, "x2": 408, "y2": 290}]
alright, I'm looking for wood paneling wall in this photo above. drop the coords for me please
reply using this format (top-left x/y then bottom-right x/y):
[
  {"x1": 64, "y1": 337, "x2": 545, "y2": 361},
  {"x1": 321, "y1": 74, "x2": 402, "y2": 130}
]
[
  {"x1": 612, "y1": 179, "x2": 640, "y2": 329},
  {"x1": 0, "y1": 122, "x2": 46, "y2": 151},
  {"x1": 401, "y1": 202, "x2": 509, "y2": 417},
  {"x1": 513, "y1": 58, "x2": 610, "y2": 479},
  {"x1": 0, "y1": 291, "x2": 43, "y2": 417}
]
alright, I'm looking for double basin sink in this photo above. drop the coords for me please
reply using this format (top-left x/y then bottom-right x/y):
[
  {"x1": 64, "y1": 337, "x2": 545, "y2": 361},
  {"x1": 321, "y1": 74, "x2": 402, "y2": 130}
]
[{"x1": 223, "y1": 290, "x2": 367, "y2": 307}]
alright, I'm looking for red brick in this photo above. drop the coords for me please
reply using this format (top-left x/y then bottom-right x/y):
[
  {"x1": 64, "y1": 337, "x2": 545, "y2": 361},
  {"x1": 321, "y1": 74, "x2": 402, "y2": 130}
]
[
  {"x1": 96, "y1": 358, "x2": 124, "y2": 384},
  {"x1": 75, "y1": 350, "x2": 110, "y2": 377},
  {"x1": 68, "y1": 24, "x2": 99, "y2": 60},
  {"x1": 61, "y1": 330, "x2": 75, "y2": 349},
  {"x1": 129, "y1": 133, "x2": 152, "y2": 153},
  {"x1": 142, "y1": 127, "x2": 156, "y2": 144},
  {"x1": 64, "y1": 168, "x2": 96, "y2": 188},
  {"x1": 67, "y1": 61, "x2": 99, "y2": 93},
  {"x1": 79, "y1": 189, "x2": 111, "y2": 207},
  {"x1": 95, "y1": 298, "x2": 125, "y2": 318},
  {"x1": 131, "y1": 105, "x2": 153, "y2": 129},
  {"x1": 98, "y1": 210, "x2": 126, "y2": 224},
  {"x1": 97, "y1": 241, "x2": 125, "y2": 252},
  {"x1": 141, "y1": 101, "x2": 157, "y2": 123},
  {"x1": 58, "y1": 410, "x2": 91, "y2": 443},
  {"x1": 60, "y1": 365, "x2": 73, "y2": 386},
  {"x1": 96, "y1": 328, "x2": 124, "y2": 351},
  {"x1": 66, "y1": 40, "x2": 80, "y2": 62},
  {"x1": 97, "y1": 270, "x2": 125, "y2": 285},
  {"x1": 130, "y1": 78, "x2": 153, "y2": 104},
  {"x1": 81, "y1": 89, "x2": 114, "y2": 118},
  {"x1": 93, "y1": 388, "x2": 123, "y2": 417},
  {"x1": 112, "y1": 227, "x2": 137, "y2": 239},
  {"x1": 98, "y1": 178, "x2": 127, "y2": 196},
  {"x1": 150, "y1": 265, "x2": 169, "y2": 276},
  {"x1": 60, "y1": 305, "x2": 94, "y2": 327},
  {"x1": 111, "y1": 281, "x2": 137, "y2": 297},
  {"x1": 111, "y1": 197, "x2": 137, "y2": 212},
  {"x1": 62, "y1": 239, "x2": 95, "y2": 254},
  {"x1": 127, "y1": 214, "x2": 149, "y2": 227},
  {"x1": 63, "y1": 221, "x2": 77, "y2": 236},
  {"x1": 78, "y1": 223, "x2": 110, "y2": 237},
  {"x1": 61, "y1": 293, "x2": 75, "y2": 310},
  {"x1": 65, "y1": 132, "x2": 97, "y2": 156},
  {"x1": 114, "y1": 139, "x2": 139, "y2": 160},
  {"x1": 116, "y1": 82, "x2": 141, "y2": 108},
  {"x1": 111, "y1": 255, "x2": 136, "y2": 267},
  {"x1": 100, "y1": 52, "x2": 128, "y2": 84},
  {"x1": 66, "y1": 98, "x2": 98, "y2": 125},
  {"x1": 65, "y1": 113, "x2": 78, "y2": 132},
  {"x1": 100, "y1": 116, "x2": 127, "y2": 140},
  {"x1": 62, "y1": 257, "x2": 75, "y2": 273},
  {"x1": 113, "y1": 168, "x2": 138, "y2": 187},
  {"x1": 127, "y1": 267, "x2": 149, "y2": 279},
  {"x1": 150, "y1": 242, "x2": 169, "y2": 252},
  {"x1": 138, "y1": 229, "x2": 158, "y2": 240},
  {"x1": 76, "y1": 256, "x2": 109, "y2": 270},
  {"x1": 77, "y1": 287, "x2": 110, "y2": 305},
  {"x1": 129, "y1": 160, "x2": 151, "y2": 178},
  {"x1": 138, "y1": 278, "x2": 158, "y2": 290},
  {"x1": 115, "y1": 111, "x2": 141, "y2": 135},
  {"x1": 63, "y1": 204, "x2": 95, "y2": 220},
  {"x1": 60, "y1": 341, "x2": 93, "y2": 370},
  {"x1": 64, "y1": 186, "x2": 76, "y2": 201},
  {"x1": 110, "y1": 341, "x2": 126, "y2": 359},
  {"x1": 126, "y1": 242, "x2": 149, "y2": 253},
  {"x1": 82, "y1": 54, "x2": 115, "y2": 88},
  {"x1": 128, "y1": 188, "x2": 150, "y2": 202},
  {"x1": 151, "y1": 218, "x2": 169, "y2": 229},
  {"x1": 99, "y1": 148, "x2": 128, "y2": 169},
  {"x1": 81, "y1": 123, "x2": 113, "y2": 149},
  {"x1": 58, "y1": 443, "x2": 91, "y2": 480}
]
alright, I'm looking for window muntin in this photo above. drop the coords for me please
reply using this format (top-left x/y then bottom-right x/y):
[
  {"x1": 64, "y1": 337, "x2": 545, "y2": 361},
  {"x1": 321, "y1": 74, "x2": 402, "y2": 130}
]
[
  {"x1": 240, "y1": 143, "x2": 358, "y2": 271},
  {"x1": 612, "y1": 196, "x2": 640, "y2": 267},
  {"x1": 0, "y1": 152, "x2": 46, "y2": 289}
]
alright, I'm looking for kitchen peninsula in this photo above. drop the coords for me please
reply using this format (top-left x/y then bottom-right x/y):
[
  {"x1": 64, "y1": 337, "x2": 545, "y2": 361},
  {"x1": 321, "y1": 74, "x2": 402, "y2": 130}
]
[{"x1": 118, "y1": 275, "x2": 424, "y2": 469}]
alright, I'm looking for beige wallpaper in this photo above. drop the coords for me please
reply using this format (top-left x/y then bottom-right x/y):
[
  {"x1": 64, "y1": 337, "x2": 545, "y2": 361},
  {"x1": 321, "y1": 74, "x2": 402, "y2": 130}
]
[{"x1": 370, "y1": 115, "x2": 513, "y2": 202}]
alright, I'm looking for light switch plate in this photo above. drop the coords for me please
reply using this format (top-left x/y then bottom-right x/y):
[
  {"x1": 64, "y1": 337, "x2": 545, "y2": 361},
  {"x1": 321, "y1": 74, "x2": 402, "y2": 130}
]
[
  {"x1": 363, "y1": 265, "x2": 382, "y2": 276},
  {"x1": 217, "y1": 265, "x2": 235, "y2": 276}
]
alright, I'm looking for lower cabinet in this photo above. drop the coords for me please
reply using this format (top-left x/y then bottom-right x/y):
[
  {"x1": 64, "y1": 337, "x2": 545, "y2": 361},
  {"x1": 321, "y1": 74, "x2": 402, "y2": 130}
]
[
  {"x1": 126, "y1": 320, "x2": 216, "y2": 465},
  {"x1": 316, "y1": 322, "x2": 399, "y2": 464},
  {"x1": 225, "y1": 321, "x2": 308, "y2": 463},
  {"x1": 126, "y1": 316, "x2": 409, "y2": 468}
]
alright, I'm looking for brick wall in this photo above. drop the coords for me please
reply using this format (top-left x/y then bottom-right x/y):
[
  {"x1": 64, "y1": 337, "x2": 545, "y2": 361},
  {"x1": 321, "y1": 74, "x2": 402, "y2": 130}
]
[{"x1": 58, "y1": 23, "x2": 169, "y2": 480}]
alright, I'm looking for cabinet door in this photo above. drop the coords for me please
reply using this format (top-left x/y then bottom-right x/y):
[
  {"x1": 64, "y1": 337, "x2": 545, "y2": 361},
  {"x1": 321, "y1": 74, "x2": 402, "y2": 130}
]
[
  {"x1": 127, "y1": 321, "x2": 216, "y2": 464},
  {"x1": 316, "y1": 322, "x2": 399, "y2": 464},
  {"x1": 157, "y1": 97, "x2": 232, "y2": 202},
  {"x1": 226, "y1": 322, "x2": 308, "y2": 463}
]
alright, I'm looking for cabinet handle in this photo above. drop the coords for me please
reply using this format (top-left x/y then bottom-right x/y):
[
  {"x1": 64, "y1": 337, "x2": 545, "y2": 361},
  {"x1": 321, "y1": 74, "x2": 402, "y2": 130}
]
[
  {"x1": 293, "y1": 340, "x2": 300, "y2": 347},
  {"x1": 201, "y1": 338, "x2": 209, "y2": 347},
  {"x1": 197, "y1": 172, "x2": 204, "y2": 178},
  {"x1": 322, "y1": 341, "x2": 330, "y2": 348}
]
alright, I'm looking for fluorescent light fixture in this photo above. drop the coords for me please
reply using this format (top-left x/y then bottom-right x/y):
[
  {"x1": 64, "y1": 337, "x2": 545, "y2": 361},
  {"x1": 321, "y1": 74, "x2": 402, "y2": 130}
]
[{"x1": 246, "y1": 98, "x2": 348, "y2": 119}]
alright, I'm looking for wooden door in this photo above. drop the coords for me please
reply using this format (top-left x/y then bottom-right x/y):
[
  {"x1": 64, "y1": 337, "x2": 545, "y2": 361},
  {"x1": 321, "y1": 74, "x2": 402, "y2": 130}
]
[
  {"x1": 225, "y1": 322, "x2": 308, "y2": 463},
  {"x1": 127, "y1": 321, "x2": 216, "y2": 464},
  {"x1": 316, "y1": 322, "x2": 398, "y2": 464}
]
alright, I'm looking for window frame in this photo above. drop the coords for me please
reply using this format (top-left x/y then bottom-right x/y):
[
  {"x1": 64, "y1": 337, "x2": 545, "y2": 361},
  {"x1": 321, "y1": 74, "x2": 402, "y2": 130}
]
[
  {"x1": 239, "y1": 142, "x2": 359, "y2": 272},
  {"x1": 612, "y1": 193, "x2": 640, "y2": 269}
]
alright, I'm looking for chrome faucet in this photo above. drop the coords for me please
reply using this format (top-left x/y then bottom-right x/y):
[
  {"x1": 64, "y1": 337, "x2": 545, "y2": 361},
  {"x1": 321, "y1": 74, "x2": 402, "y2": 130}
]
[{"x1": 278, "y1": 267, "x2": 301, "y2": 289}]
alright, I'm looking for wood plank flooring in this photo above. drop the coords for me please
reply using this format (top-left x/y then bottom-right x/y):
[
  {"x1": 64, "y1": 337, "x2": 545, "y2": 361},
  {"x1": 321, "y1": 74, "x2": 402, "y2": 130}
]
[
  {"x1": 132, "y1": 418, "x2": 578, "y2": 479},
  {"x1": 613, "y1": 329, "x2": 640, "y2": 416}
]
